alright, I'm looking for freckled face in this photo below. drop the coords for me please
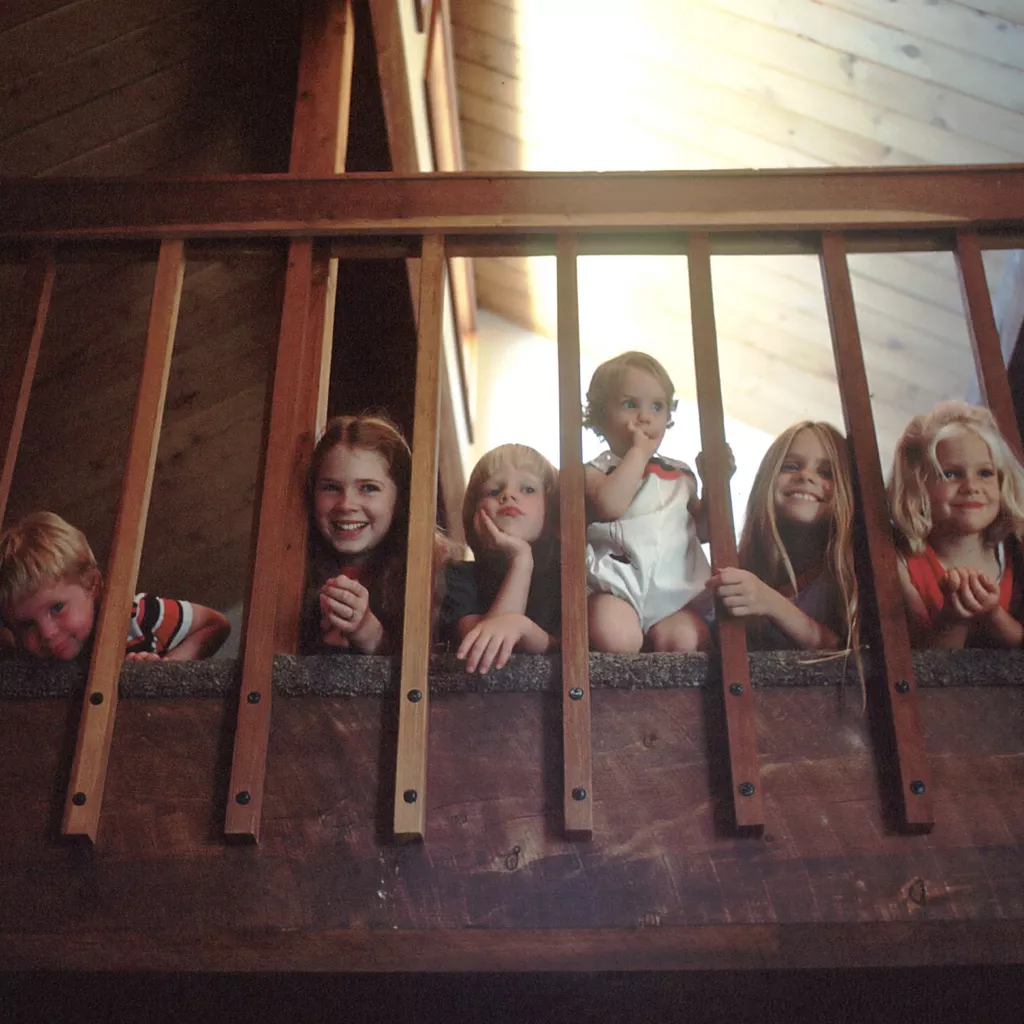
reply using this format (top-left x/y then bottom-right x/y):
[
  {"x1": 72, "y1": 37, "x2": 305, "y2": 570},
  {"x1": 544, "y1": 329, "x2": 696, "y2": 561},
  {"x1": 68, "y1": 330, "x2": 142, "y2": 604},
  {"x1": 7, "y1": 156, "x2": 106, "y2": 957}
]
[
  {"x1": 926, "y1": 431, "x2": 1000, "y2": 539},
  {"x1": 773, "y1": 428, "x2": 835, "y2": 527},
  {"x1": 476, "y1": 463, "x2": 546, "y2": 545},
  {"x1": 9, "y1": 576, "x2": 99, "y2": 660},
  {"x1": 313, "y1": 445, "x2": 398, "y2": 563}
]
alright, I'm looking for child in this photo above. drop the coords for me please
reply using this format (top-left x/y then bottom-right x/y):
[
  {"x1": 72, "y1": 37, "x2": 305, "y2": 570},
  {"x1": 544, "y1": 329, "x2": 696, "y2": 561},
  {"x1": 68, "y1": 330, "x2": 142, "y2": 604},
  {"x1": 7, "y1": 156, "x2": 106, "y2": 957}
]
[
  {"x1": 583, "y1": 350, "x2": 713, "y2": 653},
  {"x1": 304, "y1": 413, "x2": 450, "y2": 655},
  {"x1": 0, "y1": 511, "x2": 230, "y2": 662},
  {"x1": 441, "y1": 444, "x2": 560, "y2": 674},
  {"x1": 888, "y1": 401, "x2": 1024, "y2": 648},
  {"x1": 706, "y1": 422, "x2": 859, "y2": 651}
]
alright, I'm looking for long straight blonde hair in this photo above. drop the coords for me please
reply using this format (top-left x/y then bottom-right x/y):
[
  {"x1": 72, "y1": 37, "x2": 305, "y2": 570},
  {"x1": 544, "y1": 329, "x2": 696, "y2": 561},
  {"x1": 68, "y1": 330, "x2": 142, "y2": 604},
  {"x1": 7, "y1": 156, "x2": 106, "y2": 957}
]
[{"x1": 739, "y1": 421, "x2": 859, "y2": 650}]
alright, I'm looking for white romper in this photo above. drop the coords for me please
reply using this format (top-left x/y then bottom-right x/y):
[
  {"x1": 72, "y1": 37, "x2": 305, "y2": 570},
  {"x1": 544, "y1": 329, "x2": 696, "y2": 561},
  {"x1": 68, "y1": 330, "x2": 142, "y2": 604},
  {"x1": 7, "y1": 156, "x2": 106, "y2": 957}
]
[{"x1": 585, "y1": 451, "x2": 711, "y2": 631}]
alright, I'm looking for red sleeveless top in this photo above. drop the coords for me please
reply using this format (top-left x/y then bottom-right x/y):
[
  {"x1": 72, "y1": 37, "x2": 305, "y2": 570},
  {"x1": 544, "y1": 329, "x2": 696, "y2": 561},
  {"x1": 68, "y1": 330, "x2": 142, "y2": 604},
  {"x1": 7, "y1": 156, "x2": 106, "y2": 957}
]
[{"x1": 903, "y1": 543, "x2": 1013, "y2": 629}]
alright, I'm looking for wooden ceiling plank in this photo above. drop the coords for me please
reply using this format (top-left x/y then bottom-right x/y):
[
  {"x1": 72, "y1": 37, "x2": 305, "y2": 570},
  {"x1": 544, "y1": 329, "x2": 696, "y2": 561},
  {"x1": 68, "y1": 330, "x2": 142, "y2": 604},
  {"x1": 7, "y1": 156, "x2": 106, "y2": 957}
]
[
  {"x1": 704, "y1": 0, "x2": 1024, "y2": 117},
  {"x1": 678, "y1": 1, "x2": 1024, "y2": 156},
  {"x1": 820, "y1": 0, "x2": 1024, "y2": 73},
  {"x1": 0, "y1": 0, "x2": 206, "y2": 86},
  {"x1": 631, "y1": 34, "x2": 1020, "y2": 167}
]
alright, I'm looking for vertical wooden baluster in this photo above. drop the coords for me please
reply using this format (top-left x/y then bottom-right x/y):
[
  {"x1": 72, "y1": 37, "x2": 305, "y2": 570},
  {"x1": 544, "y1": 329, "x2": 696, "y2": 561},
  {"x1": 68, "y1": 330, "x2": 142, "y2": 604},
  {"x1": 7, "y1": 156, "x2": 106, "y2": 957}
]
[
  {"x1": 687, "y1": 234, "x2": 763, "y2": 830},
  {"x1": 225, "y1": 241, "x2": 314, "y2": 841},
  {"x1": 62, "y1": 239, "x2": 185, "y2": 842},
  {"x1": 274, "y1": 0, "x2": 356, "y2": 652},
  {"x1": 820, "y1": 232, "x2": 934, "y2": 831},
  {"x1": 556, "y1": 232, "x2": 593, "y2": 839},
  {"x1": 954, "y1": 231, "x2": 1024, "y2": 458},
  {"x1": 0, "y1": 248, "x2": 54, "y2": 525},
  {"x1": 393, "y1": 234, "x2": 447, "y2": 841}
]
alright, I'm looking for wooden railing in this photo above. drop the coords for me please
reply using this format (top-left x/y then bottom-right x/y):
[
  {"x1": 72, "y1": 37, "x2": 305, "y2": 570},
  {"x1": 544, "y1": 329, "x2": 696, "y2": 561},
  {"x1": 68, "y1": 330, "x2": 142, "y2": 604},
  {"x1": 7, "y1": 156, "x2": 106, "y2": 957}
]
[{"x1": 1, "y1": 165, "x2": 1023, "y2": 844}]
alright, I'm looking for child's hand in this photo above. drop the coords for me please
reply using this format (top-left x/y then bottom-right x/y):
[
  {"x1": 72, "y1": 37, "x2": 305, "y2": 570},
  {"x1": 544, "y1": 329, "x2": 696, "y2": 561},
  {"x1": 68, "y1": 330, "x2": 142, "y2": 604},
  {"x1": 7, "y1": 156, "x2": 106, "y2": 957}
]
[
  {"x1": 320, "y1": 575, "x2": 370, "y2": 637},
  {"x1": 124, "y1": 651, "x2": 162, "y2": 663},
  {"x1": 706, "y1": 567, "x2": 775, "y2": 618},
  {"x1": 457, "y1": 613, "x2": 530, "y2": 674},
  {"x1": 941, "y1": 567, "x2": 1000, "y2": 621},
  {"x1": 475, "y1": 507, "x2": 533, "y2": 561},
  {"x1": 628, "y1": 420, "x2": 661, "y2": 460},
  {"x1": 695, "y1": 444, "x2": 736, "y2": 483}
]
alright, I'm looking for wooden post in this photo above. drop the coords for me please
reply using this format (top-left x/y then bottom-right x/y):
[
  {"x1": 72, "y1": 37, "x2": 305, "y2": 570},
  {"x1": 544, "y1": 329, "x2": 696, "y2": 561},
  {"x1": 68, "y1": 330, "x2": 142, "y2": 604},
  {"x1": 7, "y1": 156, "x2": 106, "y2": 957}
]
[
  {"x1": 274, "y1": 0, "x2": 355, "y2": 652},
  {"x1": 0, "y1": 248, "x2": 54, "y2": 525},
  {"x1": 393, "y1": 234, "x2": 446, "y2": 841},
  {"x1": 819, "y1": 232, "x2": 933, "y2": 832},
  {"x1": 687, "y1": 233, "x2": 763, "y2": 830},
  {"x1": 225, "y1": 241, "x2": 314, "y2": 842},
  {"x1": 954, "y1": 231, "x2": 1024, "y2": 459},
  {"x1": 556, "y1": 233, "x2": 593, "y2": 839},
  {"x1": 62, "y1": 239, "x2": 184, "y2": 842}
]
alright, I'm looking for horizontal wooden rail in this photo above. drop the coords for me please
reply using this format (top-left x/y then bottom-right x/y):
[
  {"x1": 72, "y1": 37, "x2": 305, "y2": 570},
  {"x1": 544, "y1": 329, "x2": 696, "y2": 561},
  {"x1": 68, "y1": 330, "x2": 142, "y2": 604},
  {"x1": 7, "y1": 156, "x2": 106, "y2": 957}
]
[{"x1": 0, "y1": 166, "x2": 1022, "y2": 243}]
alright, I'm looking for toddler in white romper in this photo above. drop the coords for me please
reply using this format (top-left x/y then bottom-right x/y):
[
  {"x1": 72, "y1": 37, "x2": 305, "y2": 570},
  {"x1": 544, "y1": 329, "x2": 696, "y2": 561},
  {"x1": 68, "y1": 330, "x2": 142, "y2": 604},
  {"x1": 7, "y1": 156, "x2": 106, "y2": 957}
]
[{"x1": 583, "y1": 351, "x2": 715, "y2": 653}]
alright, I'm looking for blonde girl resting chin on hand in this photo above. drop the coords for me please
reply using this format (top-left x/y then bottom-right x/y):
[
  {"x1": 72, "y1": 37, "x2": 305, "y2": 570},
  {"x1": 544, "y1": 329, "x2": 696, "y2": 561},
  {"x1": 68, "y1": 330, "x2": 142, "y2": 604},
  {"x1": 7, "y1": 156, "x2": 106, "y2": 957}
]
[
  {"x1": 440, "y1": 444, "x2": 561, "y2": 675},
  {"x1": 706, "y1": 421, "x2": 859, "y2": 652}
]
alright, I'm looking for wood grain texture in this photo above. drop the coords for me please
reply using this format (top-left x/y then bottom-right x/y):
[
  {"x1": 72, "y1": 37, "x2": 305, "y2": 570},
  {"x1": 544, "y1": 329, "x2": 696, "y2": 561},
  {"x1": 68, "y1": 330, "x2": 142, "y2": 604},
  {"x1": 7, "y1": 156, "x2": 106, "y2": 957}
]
[
  {"x1": 0, "y1": 247, "x2": 53, "y2": 525},
  {"x1": 2, "y1": 681, "x2": 1023, "y2": 969},
  {"x1": 556, "y1": 232, "x2": 592, "y2": 839},
  {"x1": 2, "y1": 166, "x2": 1023, "y2": 242},
  {"x1": 688, "y1": 233, "x2": 763, "y2": 830},
  {"x1": 225, "y1": 240, "x2": 314, "y2": 842},
  {"x1": 819, "y1": 231, "x2": 933, "y2": 831},
  {"x1": 274, "y1": 0, "x2": 355, "y2": 653},
  {"x1": 62, "y1": 238, "x2": 184, "y2": 842},
  {"x1": 393, "y1": 234, "x2": 446, "y2": 841},
  {"x1": 954, "y1": 230, "x2": 1024, "y2": 459}
]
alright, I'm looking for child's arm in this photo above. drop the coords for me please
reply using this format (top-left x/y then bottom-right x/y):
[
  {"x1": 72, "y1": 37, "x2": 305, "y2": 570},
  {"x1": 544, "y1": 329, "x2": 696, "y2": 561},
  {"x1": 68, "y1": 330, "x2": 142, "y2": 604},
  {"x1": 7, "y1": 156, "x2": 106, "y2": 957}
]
[
  {"x1": 585, "y1": 428, "x2": 659, "y2": 521},
  {"x1": 942, "y1": 567, "x2": 1023, "y2": 648},
  {"x1": 692, "y1": 446, "x2": 736, "y2": 545},
  {"x1": 471, "y1": 508, "x2": 535, "y2": 617},
  {"x1": 161, "y1": 603, "x2": 231, "y2": 661},
  {"x1": 706, "y1": 567, "x2": 841, "y2": 650},
  {"x1": 457, "y1": 613, "x2": 558, "y2": 674},
  {"x1": 896, "y1": 558, "x2": 969, "y2": 649},
  {"x1": 319, "y1": 575, "x2": 387, "y2": 654}
]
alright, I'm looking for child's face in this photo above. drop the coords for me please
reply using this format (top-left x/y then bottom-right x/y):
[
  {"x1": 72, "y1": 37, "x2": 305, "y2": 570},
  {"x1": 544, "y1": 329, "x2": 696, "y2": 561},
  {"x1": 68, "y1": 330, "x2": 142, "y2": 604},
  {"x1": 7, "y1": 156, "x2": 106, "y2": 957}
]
[
  {"x1": 314, "y1": 444, "x2": 398, "y2": 562},
  {"x1": 601, "y1": 367, "x2": 671, "y2": 457},
  {"x1": 773, "y1": 428, "x2": 835, "y2": 527},
  {"x1": 8, "y1": 575, "x2": 99, "y2": 660},
  {"x1": 926, "y1": 431, "x2": 1000, "y2": 538},
  {"x1": 476, "y1": 462, "x2": 546, "y2": 545}
]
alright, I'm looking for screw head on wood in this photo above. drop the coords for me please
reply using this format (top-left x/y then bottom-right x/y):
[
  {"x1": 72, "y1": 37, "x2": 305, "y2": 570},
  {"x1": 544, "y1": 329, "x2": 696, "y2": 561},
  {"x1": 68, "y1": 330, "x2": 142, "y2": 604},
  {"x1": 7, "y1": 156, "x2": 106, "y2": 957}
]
[
  {"x1": 71, "y1": 792, "x2": 87, "y2": 806},
  {"x1": 729, "y1": 683, "x2": 744, "y2": 696},
  {"x1": 738, "y1": 782, "x2": 755, "y2": 797},
  {"x1": 246, "y1": 692, "x2": 261, "y2": 704},
  {"x1": 909, "y1": 780, "x2": 926, "y2": 795},
  {"x1": 407, "y1": 689, "x2": 422, "y2": 703},
  {"x1": 235, "y1": 791, "x2": 251, "y2": 805},
  {"x1": 895, "y1": 680, "x2": 910, "y2": 694},
  {"x1": 571, "y1": 787, "x2": 587, "y2": 801},
  {"x1": 403, "y1": 789, "x2": 418, "y2": 803},
  {"x1": 89, "y1": 692, "x2": 104, "y2": 705},
  {"x1": 569, "y1": 687, "x2": 584, "y2": 701}
]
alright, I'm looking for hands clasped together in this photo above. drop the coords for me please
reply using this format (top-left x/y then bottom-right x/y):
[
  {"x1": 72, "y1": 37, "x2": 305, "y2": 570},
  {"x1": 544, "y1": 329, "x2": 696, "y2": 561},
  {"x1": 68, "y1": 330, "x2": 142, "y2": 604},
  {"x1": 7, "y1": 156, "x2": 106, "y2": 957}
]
[{"x1": 320, "y1": 573, "x2": 381, "y2": 653}]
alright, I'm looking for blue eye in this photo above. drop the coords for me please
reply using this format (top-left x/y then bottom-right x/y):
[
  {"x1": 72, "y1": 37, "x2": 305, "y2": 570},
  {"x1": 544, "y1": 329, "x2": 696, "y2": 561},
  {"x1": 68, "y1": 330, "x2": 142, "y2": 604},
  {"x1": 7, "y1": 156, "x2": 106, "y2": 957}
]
[
  {"x1": 652, "y1": 402, "x2": 664, "y2": 413},
  {"x1": 979, "y1": 468, "x2": 996, "y2": 478},
  {"x1": 360, "y1": 482, "x2": 381, "y2": 494},
  {"x1": 622, "y1": 399, "x2": 638, "y2": 410},
  {"x1": 51, "y1": 602, "x2": 65, "y2": 615},
  {"x1": 319, "y1": 481, "x2": 339, "y2": 492},
  {"x1": 523, "y1": 485, "x2": 536, "y2": 494},
  {"x1": 487, "y1": 486, "x2": 502, "y2": 497}
]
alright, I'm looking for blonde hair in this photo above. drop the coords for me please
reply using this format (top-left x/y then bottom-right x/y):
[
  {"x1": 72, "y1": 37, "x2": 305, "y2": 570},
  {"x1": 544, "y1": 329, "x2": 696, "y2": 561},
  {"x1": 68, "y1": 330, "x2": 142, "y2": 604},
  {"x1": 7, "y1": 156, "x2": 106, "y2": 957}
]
[
  {"x1": 583, "y1": 351, "x2": 677, "y2": 441},
  {"x1": 0, "y1": 511, "x2": 100, "y2": 621},
  {"x1": 740, "y1": 422, "x2": 859, "y2": 650},
  {"x1": 463, "y1": 444, "x2": 559, "y2": 567},
  {"x1": 888, "y1": 401, "x2": 1024, "y2": 555}
]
